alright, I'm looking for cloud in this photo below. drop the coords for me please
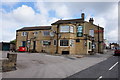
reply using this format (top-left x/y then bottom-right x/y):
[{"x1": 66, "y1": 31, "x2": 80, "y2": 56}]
[
  {"x1": 106, "y1": 28, "x2": 118, "y2": 42},
  {"x1": 1, "y1": 3, "x2": 59, "y2": 42},
  {"x1": 1, "y1": 2, "x2": 118, "y2": 43},
  {"x1": 13, "y1": 5, "x2": 35, "y2": 23}
]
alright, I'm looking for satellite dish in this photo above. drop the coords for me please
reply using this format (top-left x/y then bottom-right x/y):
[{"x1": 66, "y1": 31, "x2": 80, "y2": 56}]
[{"x1": 50, "y1": 32, "x2": 55, "y2": 37}]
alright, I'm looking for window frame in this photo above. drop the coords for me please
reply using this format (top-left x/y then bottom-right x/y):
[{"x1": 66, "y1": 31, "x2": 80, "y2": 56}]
[
  {"x1": 22, "y1": 32, "x2": 27, "y2": 36},
  {"x1": 70, "y1": 26, "x2": 74, "y2": 33},
  {"x1": 42, "y1": 40, "x2": 51, "y2": 46},
  {"x1": 42, "y1": 31, "x2": 50, "y2": 36},
  {"x1": 60, "y1": 25, "x2": 74, "y2": 33},
  {"x1": 89, "y1": 29, "x2": 94, "y2": 37},
  {"x1": 59, "y1": 40, "x2": 69, "y2": 47},
  {"x1": 33, "y1": 31, "x2": 38, "y2": 36}
]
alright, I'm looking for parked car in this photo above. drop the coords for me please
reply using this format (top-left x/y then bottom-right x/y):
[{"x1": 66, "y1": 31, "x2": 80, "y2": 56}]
[{"x1": 114, "y1": 47, "x2": 120, "y2": 56}]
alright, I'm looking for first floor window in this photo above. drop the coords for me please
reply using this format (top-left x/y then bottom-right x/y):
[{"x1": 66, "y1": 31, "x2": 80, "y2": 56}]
[
  {"x1": 43, "y1": 31, "x2": 50, "y2": 36},
  {"x1": 89, "y1": 29, "x2": 94, "y2": 37},
  {"x1": 34, "y1": 31, "x2": 38, "y2": 36},
  {"x1": 60, "y1": 25, "x2": 74, "y2": 33},
  {"x1": 22, "y1": 32, "x2": 27, "y2": 36},
  {"x1": 60, "y1": 40, "x2": 69, "y2": 46}
]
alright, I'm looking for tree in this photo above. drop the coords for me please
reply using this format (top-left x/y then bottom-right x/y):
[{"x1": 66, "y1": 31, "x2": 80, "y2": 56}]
[{"x1": 10, "y1": 39, "x2": 16, "y2": 44}]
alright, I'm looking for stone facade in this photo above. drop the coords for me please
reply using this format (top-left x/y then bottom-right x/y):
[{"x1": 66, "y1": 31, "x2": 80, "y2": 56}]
[{"x1": 16, "y1": 13, "x2": 104, "y2": 55}]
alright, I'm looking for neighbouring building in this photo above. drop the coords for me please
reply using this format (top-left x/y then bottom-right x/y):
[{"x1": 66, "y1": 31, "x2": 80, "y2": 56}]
[
  {"x1": 103, "y1": 39, "x2": 110, "y2": 49},
  {"x1": 110, "y1": 43, "x2": 119, "y2": 49},
  {"x1": 0, "y1": 42, "x2": 16, "y2": 51},
  {"x1": 16, "y1": 13, "x2": 104, "y2": 55}
]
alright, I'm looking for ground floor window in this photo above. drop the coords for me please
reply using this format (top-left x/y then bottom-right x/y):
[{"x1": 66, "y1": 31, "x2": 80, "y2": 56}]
[
  {"x1": 53, "y1": 40, "x2": 57, "y2": 46},
  {"x1": 60, "y1": 40, "x2": 69, "y2": 46},
  {"x1": 89, "y1": 42, "x2": 92, "y2": 49},
  {"x1": 43, "y1": 40, "x2": 51, "y2": 45}
]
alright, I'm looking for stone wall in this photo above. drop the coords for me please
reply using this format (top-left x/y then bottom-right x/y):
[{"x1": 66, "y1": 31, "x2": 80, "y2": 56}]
[{"x1": 0, "y1": 53, "x2": 17, "y2": 72}]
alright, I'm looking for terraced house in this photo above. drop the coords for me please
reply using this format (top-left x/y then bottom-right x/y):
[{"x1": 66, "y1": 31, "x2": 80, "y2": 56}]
[{"x1": 16, "y1": 13, "x2": 104, "y2": 55}]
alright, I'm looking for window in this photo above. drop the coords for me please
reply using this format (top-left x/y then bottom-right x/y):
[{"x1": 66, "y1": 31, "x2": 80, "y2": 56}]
[
  {"x1": 43, "y1": 31, "x2": 50, "y2": 36},
  {"x1": 33, "y1": 31, "x2": 38, "y2": 36},
  {"x1": 43, "y1": 41, "x2": 51, "y2": 45},
  {"x1": 70, "y1": 26, "x2": 73, "y2": 33},
  {"x1": 89, "y1": 29, "x2": 94, "y2": 37},
  {"x1": 77, "y1": 26, "x2": 83, "y2": 37},
  {"x1": 60, "y1": 26, "x2": 69, "y2": 32},
  {"x1": 22, "y1": 32, "x2": 27, "y2": 36},
  {"x1": 89, "y1": 42, "x2": 91, "y2": 49},
  {"x1": 60, "y1": 40, "x2": 69, "y2": 46},
  {"x1": 70, "y1": 39, "x2": 74, "y2": 47},
  {"x1": 60, "y1": 26, "x2": 73, "y2": 33},
  {"x1": 53, "y1": 40, "x2": 57, "y2": 46}
]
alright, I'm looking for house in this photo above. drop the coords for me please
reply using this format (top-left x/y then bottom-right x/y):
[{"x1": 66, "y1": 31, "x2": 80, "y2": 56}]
[
  {"x1": 110, "y1": 43, "x2": 119, "y2": 49},
  {"x1": 16, "y1": 13, "x2": 104, "y2": 55}
]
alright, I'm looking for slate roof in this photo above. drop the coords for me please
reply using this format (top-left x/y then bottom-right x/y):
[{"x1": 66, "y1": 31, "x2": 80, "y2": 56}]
[
  {"x1": 51, "y1": 18, "x2": 84, "y2": 25},
  {"x1": 17, "y1": 26, "x2": 51, "y2": 31}
]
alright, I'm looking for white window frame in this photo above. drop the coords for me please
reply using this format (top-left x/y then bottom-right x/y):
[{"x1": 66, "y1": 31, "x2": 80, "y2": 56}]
[
  {"x1": 42, "y1": 31, "x2": 50, "y2": 36},
  {"x1": 89, "y1": 29, "x2": 94, "y2": 37},
  {"x1": 60, "y1": 25, "x2": 73, "y2": 33},
  {"x1": 42, "y1": 40, "x2": 50, "y2": 46},
  {"x1": 22, "y1": 32, "x2": 27, "y2": 36},
  {"x1": 70, "y1": 26, "x2": 74, "y2": 33},
  {"x1": 59, "y1": 40, "x2": 69, "y2": 47}
]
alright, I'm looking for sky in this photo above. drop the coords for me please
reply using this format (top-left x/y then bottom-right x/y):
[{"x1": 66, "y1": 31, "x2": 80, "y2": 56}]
[{"x1": 0, "y1": 0, "x2": 119, "y2": 43}]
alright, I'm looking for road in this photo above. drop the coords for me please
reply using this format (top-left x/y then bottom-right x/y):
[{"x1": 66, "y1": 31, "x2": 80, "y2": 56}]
[{"x1": 64, "y1": 56, "x2": 119, "y2": 80}]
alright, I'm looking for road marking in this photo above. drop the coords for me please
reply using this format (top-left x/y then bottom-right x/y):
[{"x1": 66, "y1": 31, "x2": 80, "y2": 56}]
[
  {"x1": 97, "y1": 76, "x2": 103, "y2": 80},
  {"x1": 109, "y1": 62, "x2": 118, "y2": 71}
]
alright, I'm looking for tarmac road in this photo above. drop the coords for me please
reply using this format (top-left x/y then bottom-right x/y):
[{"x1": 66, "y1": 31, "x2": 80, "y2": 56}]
[{"x1": 65, "y1": 56, "x2": 119, "y2": 80}]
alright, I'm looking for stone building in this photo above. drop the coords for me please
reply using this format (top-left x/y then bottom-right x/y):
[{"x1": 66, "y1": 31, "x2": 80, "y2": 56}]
[{"x1": 16, "y1": 13, "x2": 104, "y2": 55}]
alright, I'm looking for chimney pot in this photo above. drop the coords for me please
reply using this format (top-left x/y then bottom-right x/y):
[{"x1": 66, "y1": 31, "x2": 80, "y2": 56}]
[
  {"x1": 89, "y1": 18, "x2": 94, "y2": 24},
  {"x1": 81, "y1": 13, "x2": 85, "y2": 20}
]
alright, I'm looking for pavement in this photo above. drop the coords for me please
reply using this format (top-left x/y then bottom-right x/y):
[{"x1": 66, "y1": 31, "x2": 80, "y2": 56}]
[{"x1": 1, "y1": 50, "x2": 114, "y2": 78}]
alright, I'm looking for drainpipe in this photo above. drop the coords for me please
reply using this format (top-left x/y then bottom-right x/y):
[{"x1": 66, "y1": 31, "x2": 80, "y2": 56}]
[
  {"x1": 98, "y1": 25, "x2": 100, "y2": 53},
  {"x1": 56, "y1": 24, "x2": 59, "y2": 54},
  {"x1": 26, "y1": 32, "x2": 29, "y2": 52}
]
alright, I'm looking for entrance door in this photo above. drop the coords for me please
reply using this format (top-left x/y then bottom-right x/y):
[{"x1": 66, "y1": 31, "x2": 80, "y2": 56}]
[
  {"x1": 22, "y1": 41, "x2": 26, "y2": 47},
  {"x1": 33, "y1": 41, "x2": 36, "y2": 52}
]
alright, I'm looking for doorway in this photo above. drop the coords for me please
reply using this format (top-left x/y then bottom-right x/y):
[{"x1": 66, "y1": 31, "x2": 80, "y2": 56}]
[{"x1": 33, "y1": 41, "x2": 36, "y2": 52}]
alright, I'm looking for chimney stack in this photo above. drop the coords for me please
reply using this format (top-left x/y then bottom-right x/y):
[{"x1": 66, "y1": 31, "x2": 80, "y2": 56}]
[
  {"x1": 89, "y1": 18, "x2": 94, "y2": 24},
  {"x1": 81, "y1": 13, "x2": 85, "y2": 20}
]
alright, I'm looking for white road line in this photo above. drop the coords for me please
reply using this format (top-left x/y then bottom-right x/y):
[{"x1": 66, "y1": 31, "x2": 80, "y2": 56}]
[
  {"x1": 97, "y1": 76, "x2": 103, "y2": 80},
  {"x1": 109, "y1": 62, "x2": 118, "y2": 71}
]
